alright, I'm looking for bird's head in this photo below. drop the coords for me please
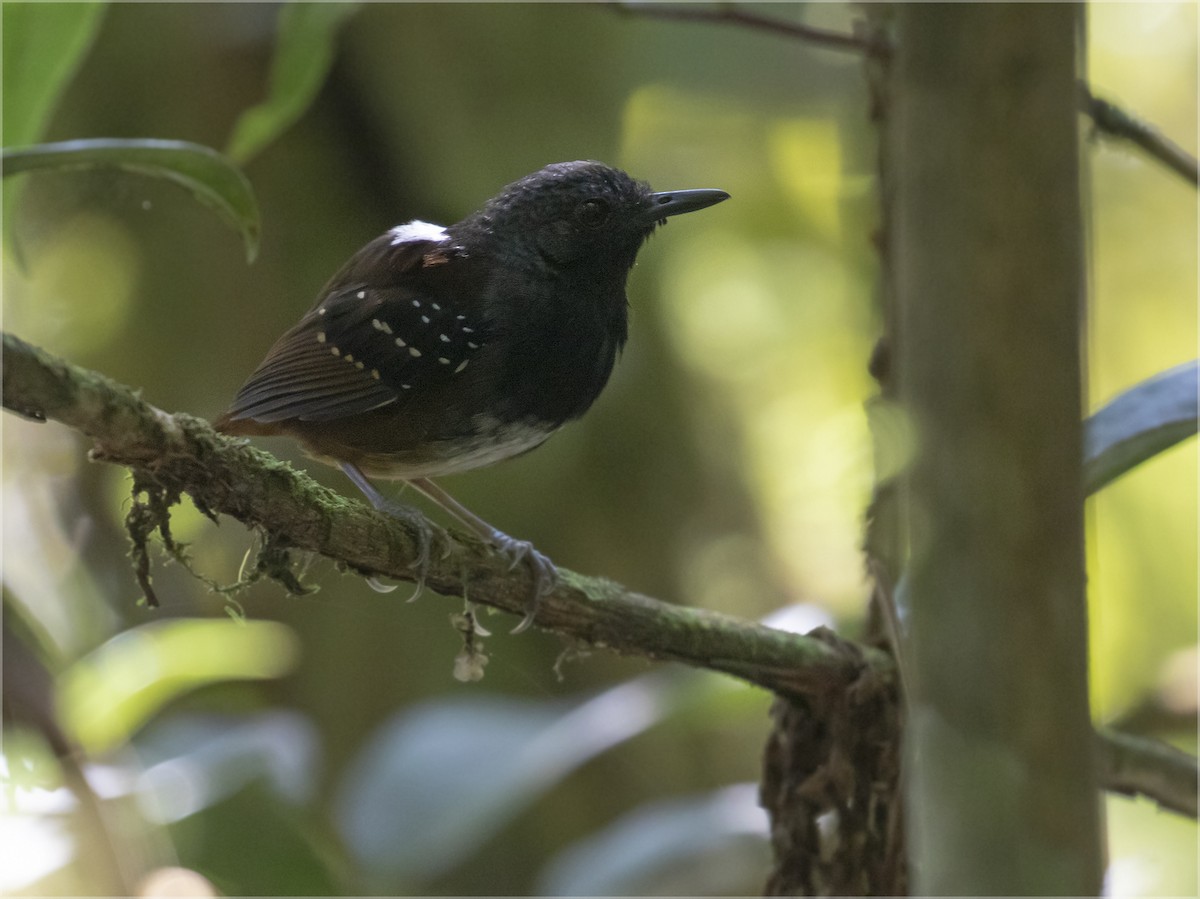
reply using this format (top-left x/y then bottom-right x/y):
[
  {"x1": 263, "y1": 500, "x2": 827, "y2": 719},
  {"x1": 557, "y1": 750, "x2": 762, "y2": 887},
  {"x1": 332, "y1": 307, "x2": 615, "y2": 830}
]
[{"x1": 460, "y1": 160, "x2": 729, "y2": 274}]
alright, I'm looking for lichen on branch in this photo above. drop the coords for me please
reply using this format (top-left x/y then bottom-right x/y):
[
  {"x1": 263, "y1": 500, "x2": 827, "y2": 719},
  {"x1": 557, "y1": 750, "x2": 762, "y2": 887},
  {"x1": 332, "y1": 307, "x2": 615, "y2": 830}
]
[
  {"x1": 4, "y1": 330, "x2": 1195, "y2": 821},
  {"x1": 0, "y1": 330, "x2": 886, "y2": 700}
]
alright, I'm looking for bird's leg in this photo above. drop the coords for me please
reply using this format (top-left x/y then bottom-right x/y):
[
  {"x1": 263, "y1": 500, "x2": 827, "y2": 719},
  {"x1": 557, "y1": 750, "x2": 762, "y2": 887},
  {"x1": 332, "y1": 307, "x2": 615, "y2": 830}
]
[
  {"x1": 408, "y1": 477, "x2": 556, "y2": 634},
  {"x1": 340, "y1": 463, "x2": 433, "y2": 588}
]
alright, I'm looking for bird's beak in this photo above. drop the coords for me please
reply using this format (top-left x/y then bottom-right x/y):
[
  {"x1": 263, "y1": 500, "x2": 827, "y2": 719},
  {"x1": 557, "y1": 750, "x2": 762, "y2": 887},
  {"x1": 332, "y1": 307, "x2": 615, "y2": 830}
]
[{"x1": 643, "y1": 188, "x2": 730, "y2": 225}]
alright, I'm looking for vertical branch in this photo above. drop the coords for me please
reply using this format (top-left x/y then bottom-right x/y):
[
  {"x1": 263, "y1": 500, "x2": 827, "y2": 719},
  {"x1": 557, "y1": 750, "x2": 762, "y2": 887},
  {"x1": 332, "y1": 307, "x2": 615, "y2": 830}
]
[
  {"x1": 893, "y1": 5, "x2": 1107, "y2": 894},
  {"x1": 893, "y1": 5, "x2": 1103, "y2": 895},
  {"x1": 861, "y1": 4, "x2": 906, "y2": 633},
  {"x1": 760, "y1": 10, "x2": 908, "y2": 896}
]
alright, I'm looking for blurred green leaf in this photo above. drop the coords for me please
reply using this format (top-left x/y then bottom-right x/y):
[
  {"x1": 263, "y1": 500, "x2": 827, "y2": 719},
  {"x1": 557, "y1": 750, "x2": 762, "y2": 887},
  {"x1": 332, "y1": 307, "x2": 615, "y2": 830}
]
[
  {"x1": 3, "y1": 139, "x2": 261, "y2": 262},
  {"x1": 1085, "y1": 361, "x2": 1198, "y2": 495},
  {"x1": 335, "y1": 677, "x2": 685, "y2": 887},
  {"x1": 57, "y1": 619, "x2": 298, "y2": 753},
  {"x1": 135, "y1": 711, "x2": 319, "y2": 822},
  {"x1": 2, "y1": 2, "x2": 107, "y2": 265},
  {"x1": 170, "y1": 778, "x2": 341, "y2": 896},
  {"x1": 2, "y1": 2, "x2": 106, "y2": 147},
  {"x1": 226, "y1": 2, "x2": 361, "y2": 165},
  {"x1": 538, "y1": 785, "x2": 770, "y2": 897}
]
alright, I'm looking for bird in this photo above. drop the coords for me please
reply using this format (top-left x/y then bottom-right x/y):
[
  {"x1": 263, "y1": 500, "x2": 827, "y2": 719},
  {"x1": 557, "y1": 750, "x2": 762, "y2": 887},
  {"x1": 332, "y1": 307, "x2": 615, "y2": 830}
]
[{"x1": 214, "y1": 160, "x2": 729, "y2": 632}]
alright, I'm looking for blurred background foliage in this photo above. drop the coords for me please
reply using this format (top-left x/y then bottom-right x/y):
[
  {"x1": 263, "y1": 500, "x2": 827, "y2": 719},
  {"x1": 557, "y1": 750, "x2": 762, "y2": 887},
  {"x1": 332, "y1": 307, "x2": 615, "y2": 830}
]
[{"x1": 1, "y1": 3, "x2": 1195, "y2": 896}]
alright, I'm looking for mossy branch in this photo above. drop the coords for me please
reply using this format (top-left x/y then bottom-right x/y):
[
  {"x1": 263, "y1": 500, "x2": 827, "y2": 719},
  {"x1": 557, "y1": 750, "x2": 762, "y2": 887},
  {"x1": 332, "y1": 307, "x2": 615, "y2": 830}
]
[
  {"x1": 4, "y1": 331, "x2": 1195, "y2": 820},
  {"x1": 1, "y1": 331, "x2": 886, "y2": 700}
]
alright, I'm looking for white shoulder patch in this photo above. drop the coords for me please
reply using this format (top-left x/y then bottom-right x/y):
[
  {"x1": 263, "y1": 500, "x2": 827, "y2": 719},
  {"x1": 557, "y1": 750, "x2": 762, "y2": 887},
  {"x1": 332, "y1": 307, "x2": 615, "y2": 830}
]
[{"x1": 389, "y1": 220, "x2": 448, "y2": 245}]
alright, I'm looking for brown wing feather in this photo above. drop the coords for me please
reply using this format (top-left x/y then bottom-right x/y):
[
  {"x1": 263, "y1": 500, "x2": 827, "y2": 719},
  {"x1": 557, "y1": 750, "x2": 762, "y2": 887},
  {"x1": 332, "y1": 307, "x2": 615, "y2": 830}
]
[{"x1": 216, "y1": 232, "x2": 490, "y2": 433}]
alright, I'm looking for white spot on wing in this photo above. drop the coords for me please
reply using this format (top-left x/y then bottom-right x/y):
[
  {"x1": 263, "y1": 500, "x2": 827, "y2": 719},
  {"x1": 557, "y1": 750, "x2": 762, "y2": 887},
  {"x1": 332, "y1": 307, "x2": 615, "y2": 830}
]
[
  {"x1": 356, "y1": 290, "x2": 366, "y2": 300},
  {"x1": 409, "y1": 347, "x2": 422, "y2": 358},
  {"x1": 316, "y1": 332, "x2": 327, "y2": 343},
  {"x1": 438, "y1": 357, "x2": 450, "y2": 365},
  {"x1": 394, "y1": 337, "x2": 407, "y2": 347},
  {"x1": 455, "y1": 359, "x2": 469, "y2": 373},
  {"x1": 362, "y1": 396, "x2": 398, "y2": 413},
  {"x1": 389, "y1": 220, "x2": 448, "y2": 245}
]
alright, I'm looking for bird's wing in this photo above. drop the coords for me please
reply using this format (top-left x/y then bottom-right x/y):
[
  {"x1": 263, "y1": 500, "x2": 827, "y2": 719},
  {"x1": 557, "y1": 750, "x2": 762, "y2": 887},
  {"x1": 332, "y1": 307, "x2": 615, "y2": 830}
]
[{"x1": 221, "y1": 233, "x2": 491, "y2": 424}]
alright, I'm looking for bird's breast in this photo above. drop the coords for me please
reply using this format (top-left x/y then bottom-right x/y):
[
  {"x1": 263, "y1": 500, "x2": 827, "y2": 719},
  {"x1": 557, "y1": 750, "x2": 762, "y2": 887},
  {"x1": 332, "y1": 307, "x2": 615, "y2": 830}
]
[
  {"x1": 329, "y1": 415, "x2": 557, "y2": 480},
  {"x1": 483, "y1": 275, "x2": 628, "y2": 428}
]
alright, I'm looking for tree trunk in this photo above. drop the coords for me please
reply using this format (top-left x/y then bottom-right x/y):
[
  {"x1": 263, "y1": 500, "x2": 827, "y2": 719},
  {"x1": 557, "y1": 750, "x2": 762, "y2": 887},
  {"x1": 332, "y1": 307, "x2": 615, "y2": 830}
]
[{"x1": 893, "y1": 5, "x2": 1103, "y2": 894}]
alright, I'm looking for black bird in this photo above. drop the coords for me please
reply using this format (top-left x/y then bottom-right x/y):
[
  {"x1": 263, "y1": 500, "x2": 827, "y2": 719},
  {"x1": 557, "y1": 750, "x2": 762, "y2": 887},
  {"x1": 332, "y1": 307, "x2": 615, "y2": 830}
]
[{"x1": 215, "y1": 160, "x2": 728, "y2": 631}]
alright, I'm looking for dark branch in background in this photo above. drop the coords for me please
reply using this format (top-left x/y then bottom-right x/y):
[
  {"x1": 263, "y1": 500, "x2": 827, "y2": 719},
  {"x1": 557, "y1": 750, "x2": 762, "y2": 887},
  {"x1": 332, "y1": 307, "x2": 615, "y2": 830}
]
[
  {"x1": 1097, "y1": 726, "x2": 1198, "y2": 818},
  {"x1": 616, "y1": 1, "x2": 1198, "y2": 829},
  {"x1": 612, "y1": 2, "x2": 886, "y2": 57},
  {"x1": 615, "y1": 5, "x2": 1198, "y2": 189},
  {"x1": 1080, "y1": 84, "x2": 1199, "y2": 187},
  {"x1": 3, "y1": 330, "x2": 1196, "y2": 821}
]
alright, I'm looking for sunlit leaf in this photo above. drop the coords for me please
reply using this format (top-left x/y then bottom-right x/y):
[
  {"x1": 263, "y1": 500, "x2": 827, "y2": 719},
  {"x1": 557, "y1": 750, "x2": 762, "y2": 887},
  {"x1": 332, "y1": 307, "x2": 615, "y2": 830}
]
[
  {"x1": 3, "y1": 139, "x2": 261, "y2": 262},
  {"x1": 537, "y1": 784, "x2": 770, "y2": 897},
  {"x1": 226, "y1": 3, "x2": 361, "y2": 165},
  {"x1": 1085, "y1": 360, "x2": 1198, "y2": 495},
  {"x1": 57, "y1": 620, "x2": 298, "y2": 754},
  {"x1": 2, "y1": 2, "x2": 107, "y2": 265},
  {"x1": 0, "y1": 811, "x2": 75, "y2": 893},
  {"x1": 2, "y1": 3, "x2": 106, "y2": 148}
]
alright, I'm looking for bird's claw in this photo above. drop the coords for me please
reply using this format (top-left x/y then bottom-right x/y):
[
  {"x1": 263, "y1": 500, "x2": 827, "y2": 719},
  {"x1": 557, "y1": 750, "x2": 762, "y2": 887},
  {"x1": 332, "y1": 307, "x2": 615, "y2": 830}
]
[
  {"x1": 488, "y1": 530, "x2": 557, "y2": 634},
  {"x1": 371, "y1": 498, "x2": 434, "y2": 594}
]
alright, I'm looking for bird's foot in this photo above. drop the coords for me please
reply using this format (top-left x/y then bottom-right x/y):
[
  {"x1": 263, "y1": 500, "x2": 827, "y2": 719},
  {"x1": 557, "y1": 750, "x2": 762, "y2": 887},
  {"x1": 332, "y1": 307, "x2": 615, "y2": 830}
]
[
  {"x1": 366, "y1": 496, "x2": 435, "y2": 597},
  {"x1": 340, "y1": 463, "x2": 434, "y2": 593},
  {"x1": 377, "y1": 498, "x2": 434, "y2": 570},
  {"x1": 487, "y1": 529, "x2": 557, "y2": 634}
]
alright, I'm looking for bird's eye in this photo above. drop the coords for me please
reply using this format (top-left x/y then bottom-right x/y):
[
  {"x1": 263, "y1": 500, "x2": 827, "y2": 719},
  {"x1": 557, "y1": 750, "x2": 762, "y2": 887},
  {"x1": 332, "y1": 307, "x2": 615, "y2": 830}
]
[{"x1": 575, "y1": 198, "x2": 610, "y2": 227}]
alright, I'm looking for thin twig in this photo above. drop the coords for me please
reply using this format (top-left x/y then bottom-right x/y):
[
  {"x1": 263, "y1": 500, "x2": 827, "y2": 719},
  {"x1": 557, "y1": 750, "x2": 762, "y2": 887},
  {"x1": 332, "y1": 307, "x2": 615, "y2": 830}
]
[
  {"x1": 1080, "y1": 84, "x2": 1199, "y2": 187},
  {"x1": 613, "y1": 2, "x2": 885, "y2": 57},
  {"x1": 1096, "y1": 727, "x2": 1198, "y2": 818},
  {"x1": 619, "y1": 5, "x2": 1196, "y2": 190}
]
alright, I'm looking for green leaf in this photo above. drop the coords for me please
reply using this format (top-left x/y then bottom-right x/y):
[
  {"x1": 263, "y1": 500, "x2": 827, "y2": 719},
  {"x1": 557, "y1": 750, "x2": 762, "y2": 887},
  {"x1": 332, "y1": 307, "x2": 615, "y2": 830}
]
[
  {"x1": 538, "y1": 785, "x2": 770, "y2": 896},
  {"x1": 136, "y1": 712, "x2": 319, "y2": 820},
  {"x1": 57, "y1": 619, "x2": 299, "y2": 754},
  {"x1": 2, "y1": 2, "x2": 107, "y2": 147},
  {"x1": 335, "y1": 673, "x2": 707, "y2": 887},
  {"x1": 1085, "y1": 361, "x2": 1198, "y2": 495},
  {"x1": 226, "y1": 2, "x2": 361, "y2": 165},
  {"x1": 2, "y1": 2, "x2": 107, "y2": 265},
  {"x1": 3, "y1": 138, "x2": 261, "y2": 261}
]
